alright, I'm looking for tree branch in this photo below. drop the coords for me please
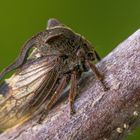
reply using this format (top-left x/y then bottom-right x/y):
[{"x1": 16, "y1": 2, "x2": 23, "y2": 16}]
[{"x1": 0, "y1": 29, "x2": 140, "y2": 140}]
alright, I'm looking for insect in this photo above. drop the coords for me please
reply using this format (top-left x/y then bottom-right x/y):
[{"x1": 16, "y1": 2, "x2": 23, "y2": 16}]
[{"x1": 0, "y1": 18, "x2": 105, "y2": 129}]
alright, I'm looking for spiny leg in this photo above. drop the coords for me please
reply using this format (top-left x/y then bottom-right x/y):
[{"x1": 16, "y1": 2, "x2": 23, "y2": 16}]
[
  {"x1": 69, "y1": 71, "x2": 77, "y2": 115},
  {"x1": 86, "y1": 60, "x2": 107, "y2": 90},
  {"x1": 38, "y1": 75, "x2": 67, "y2": 123}
]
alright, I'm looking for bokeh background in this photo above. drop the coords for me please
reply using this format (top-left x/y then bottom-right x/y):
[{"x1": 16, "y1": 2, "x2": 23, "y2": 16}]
[{"x1": 0, "y1": 0, "x2": 140, "y2": 139}]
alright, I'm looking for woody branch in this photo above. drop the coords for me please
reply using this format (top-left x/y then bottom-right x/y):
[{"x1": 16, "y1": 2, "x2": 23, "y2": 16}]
[{"x1": 0, "y1": 29, "x2": 140, "y2": 140}]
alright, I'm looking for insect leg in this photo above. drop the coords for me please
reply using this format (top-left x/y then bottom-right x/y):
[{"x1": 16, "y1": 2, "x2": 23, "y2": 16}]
[
  {"x1": 38, "y1": 75, "x2": 67, "y2": 123},
  {"x1": 86, "y1": 60, "x2": 107, "y2": 90},
  {"x1": 0, "y1": 37, "x2": 37, "y2": 81},
  {"x1": 69, "y1": 71, "x2": 77, "y2": 115},
  {"x1": 86, "y1": 60, "x2": 102, "y2": 80}
]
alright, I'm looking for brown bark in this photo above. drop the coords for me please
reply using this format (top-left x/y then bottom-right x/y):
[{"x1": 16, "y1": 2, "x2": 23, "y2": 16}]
[{"x1": 0, "y1": 29, "x2": 140, "y2": 140}]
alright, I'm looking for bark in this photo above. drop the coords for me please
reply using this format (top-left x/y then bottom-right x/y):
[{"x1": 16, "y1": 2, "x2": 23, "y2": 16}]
[{"x1": 0, "y1": 29, "x2": 140, "y2": 140}]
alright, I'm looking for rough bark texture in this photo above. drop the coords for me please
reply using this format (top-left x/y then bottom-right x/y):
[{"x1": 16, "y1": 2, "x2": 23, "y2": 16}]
[{"x1": 0, "y1": 29, "x2": 140, "y2": 140}]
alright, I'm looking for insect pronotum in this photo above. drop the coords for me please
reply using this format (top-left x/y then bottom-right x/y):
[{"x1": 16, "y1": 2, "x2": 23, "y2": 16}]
[{"x1": 0, "y1": 18, "x2": 105, "y2": 129}]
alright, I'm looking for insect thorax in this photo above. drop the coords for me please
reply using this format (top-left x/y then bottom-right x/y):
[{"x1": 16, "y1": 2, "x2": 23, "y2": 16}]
[{"x1": 38, "y1": 28, "x2": 90, "y2": 75}]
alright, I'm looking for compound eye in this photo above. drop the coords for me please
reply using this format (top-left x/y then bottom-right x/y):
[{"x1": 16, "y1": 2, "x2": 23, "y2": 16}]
[
  {"x1": 76, "y1": 48, "x2": 85, "y2": 58},
  {"x1": 87, "y1": 52, "x2": 95, "y2": 61}
]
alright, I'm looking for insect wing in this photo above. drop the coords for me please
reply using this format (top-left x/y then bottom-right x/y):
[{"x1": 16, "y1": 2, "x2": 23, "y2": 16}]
[{"x1": 0, "y1": 56, "x2": 57, "y2": 130}]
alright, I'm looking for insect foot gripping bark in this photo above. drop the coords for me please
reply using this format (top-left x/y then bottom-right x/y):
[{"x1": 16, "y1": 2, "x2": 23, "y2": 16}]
[{"x1": 0, "y1": 18, "x2": 106, "y2": 130}]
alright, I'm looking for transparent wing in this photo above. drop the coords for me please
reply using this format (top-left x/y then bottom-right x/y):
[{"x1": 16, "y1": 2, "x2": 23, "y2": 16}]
[{"x1": 0, "y1": 55, "x2": 59, "y2": 130}]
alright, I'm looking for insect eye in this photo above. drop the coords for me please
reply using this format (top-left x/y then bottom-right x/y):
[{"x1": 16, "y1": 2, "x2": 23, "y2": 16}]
[
  {"x1": 87, "y1": 52, "x2": 95, "y2": 61},
  {"x1": 76, "y1": 48, "x2": 85, "y2": 58}
]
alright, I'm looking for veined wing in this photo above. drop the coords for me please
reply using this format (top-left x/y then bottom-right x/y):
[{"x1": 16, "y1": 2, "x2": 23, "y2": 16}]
[{"x1": 0, "y1": 55, "x2": 59, "y2": 130}]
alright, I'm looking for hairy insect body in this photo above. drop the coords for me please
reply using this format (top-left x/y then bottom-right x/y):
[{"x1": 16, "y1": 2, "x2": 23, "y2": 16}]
[{"x1": 0, "y1": 18, "x2": 104, "y2": 129}]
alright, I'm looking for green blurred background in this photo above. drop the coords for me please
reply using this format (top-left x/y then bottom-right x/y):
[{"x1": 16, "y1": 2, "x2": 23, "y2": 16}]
[{"x1": 0, "y1": 0, "x2": 140, "y2": 139}]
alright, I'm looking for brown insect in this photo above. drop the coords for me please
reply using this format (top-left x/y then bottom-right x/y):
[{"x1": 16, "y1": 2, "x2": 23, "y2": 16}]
[{"x1": 0, "y1": 18, "x2": 105, "y2": 129}]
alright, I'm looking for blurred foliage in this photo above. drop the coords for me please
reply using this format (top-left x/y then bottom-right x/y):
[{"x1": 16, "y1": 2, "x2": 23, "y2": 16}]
[{"x1": 0, "y1": 0, "x2": 140, "y2": 139}]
